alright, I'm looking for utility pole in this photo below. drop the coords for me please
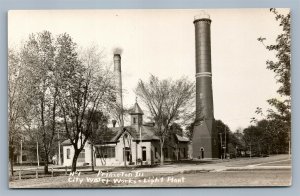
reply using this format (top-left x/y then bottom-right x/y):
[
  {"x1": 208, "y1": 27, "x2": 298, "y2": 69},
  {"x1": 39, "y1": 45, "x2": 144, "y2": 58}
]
[
  {"x1": 224, "y1": 126, "x2": 226, "y2": 159},
  {"x1": 91, "y1": 124, "x2": 94, "y2": 171},
  {"x1": 250, "y1": 142, "x2": 252, "y2": 159},
  {"x1": 20, "y1": 139, "x2": 23, "y2": 165},
  {"x1": 288, "y1": 130, "x2": 291, "y2": 159},
  {"x1": 140, "y1": 126, "x2": 142, "y2": 165},
  {"x1": 36, "y1": 141, "x2": 39, "y2": 167},
  {"x1": 219, "y1": 133, "x2": 223, "y2": 159},
  {"x1": 58, "y1": 129, "x2": 61, "y2": 165}
]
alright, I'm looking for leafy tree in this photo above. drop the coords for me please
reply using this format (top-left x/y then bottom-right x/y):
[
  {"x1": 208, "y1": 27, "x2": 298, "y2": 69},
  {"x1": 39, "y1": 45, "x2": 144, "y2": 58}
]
[
  {"x1": 136, "y1": 75, "x2": 195, "y2": 165},
  {"x1": 19, "y1": 31, "x2": 59, "y2": 174},
  {"x1": 246, "y1": 118, "x2": 289, "y2": 155},
  {"x1": 215, "y1": 120, "x2": 230, "y2": 158},
  {"x1": 8, "y1": 48, "x2": 26, "y2": 176},
  {"x1": 243, "y1": 125, "x2": 264, "y2": 156},
  {"x1": 213, "y1": 120, "x2": 244, "y2": 158},
  {"x1": 257, "y1": 8, "x2": 291, "y2": 154}
]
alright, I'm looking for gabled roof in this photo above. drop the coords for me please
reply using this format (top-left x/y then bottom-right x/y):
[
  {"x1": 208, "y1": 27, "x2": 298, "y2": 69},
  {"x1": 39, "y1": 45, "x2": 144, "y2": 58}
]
[
  {"x1": 127, "y1": 126, "x2": 160, "y2": 141},
  {"x1": 61, "y1": 139, "x2": 72, "y2": 146},
  {"x1": 99, "y1": 125, "x2": 160, "y2": 143},
  {"x1": 129, "y1": 102, "x2": 144, "y2": 115},
  {"x1": 61, "y1": 125, "x2": 189, "y2": 146}
]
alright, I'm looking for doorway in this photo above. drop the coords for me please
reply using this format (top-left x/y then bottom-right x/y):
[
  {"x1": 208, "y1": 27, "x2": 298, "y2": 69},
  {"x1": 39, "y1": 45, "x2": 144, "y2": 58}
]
[{"x1": 200, "y1": 147, "x2": 204, "y2": 159}]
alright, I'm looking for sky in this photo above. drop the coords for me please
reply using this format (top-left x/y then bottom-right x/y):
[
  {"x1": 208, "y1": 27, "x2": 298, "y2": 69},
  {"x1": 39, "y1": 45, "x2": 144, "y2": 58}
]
[{"x1": 8, "y1": 9, "x2": 288, "y2": 131}]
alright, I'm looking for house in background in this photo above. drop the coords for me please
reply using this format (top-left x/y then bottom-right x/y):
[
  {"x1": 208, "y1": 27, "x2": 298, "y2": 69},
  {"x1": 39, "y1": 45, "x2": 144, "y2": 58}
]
[{"x1": 61, "y1": 101, "x2": 190, "y2": 167}]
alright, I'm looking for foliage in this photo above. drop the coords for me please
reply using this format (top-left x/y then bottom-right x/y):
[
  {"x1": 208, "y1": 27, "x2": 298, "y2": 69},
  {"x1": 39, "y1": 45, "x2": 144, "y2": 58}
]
[
  {"x1": 58, "y1": 42, "x2": 116, "y2": 172},
  {"x1": 8, "y1": 48, "x2": 28, "y2": 175},
  {"x1": 14, "y1": 31, "x2": 59, "y2": 173},
  {"x1": 136, "y1": 75, "x2": 195, "y2": 164},
  {"x1": 215, "y1": 120, "x2": 242, "y2": 157},
  {"x1": 255, "y1": 8, "x2": 291, "y2": 155},
  {"x1": 9, "y1": 32, "x2": 116, "y2": 173},
  {"x1": 243, "y1": 119, "x2": 288, "y2": 155}
]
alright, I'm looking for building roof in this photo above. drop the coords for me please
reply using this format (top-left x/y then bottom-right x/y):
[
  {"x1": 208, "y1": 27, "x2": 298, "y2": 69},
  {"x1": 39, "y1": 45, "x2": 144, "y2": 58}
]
[
  {"x1": 61, "y1": 139, "x2": 72, "y2": 146},
  {"x1": 127, "y1": 126, "x2": 160, "y2": 141},
  {"x1": 61, "y1": 124, "x2": 189, "y2": 146},
  {"x1": 129, "y1": 102, "x2": 144, "y2": 115}
]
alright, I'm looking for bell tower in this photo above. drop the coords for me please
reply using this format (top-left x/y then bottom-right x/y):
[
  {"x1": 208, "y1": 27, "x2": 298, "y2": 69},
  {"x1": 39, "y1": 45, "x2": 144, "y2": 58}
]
[{"x1": 130, "y1": 100, "x2": 144, "y2": 126}]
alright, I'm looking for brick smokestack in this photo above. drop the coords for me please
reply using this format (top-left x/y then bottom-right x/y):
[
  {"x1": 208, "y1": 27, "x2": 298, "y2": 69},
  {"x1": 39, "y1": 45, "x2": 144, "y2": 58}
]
[
  {"x1": 192, "y1": 12, "x2": 219, "y2": 159},
  {"x1": 113, "y1": 51, "x2": 124, "y2": 127}
]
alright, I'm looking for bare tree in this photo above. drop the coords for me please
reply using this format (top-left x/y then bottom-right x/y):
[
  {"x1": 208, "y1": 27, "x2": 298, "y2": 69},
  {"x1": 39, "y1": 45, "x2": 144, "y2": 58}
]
[
  {"x1": 58, "y1": 44, "x2": 116, "y2": 172},
  {"x1": 136, "y1": 75, "x2": 195, "y2": 165}
]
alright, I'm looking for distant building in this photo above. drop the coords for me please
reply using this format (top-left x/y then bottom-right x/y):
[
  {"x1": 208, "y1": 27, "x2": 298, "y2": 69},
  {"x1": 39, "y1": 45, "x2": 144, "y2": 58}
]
[{"x1": 61, "y1": 101, "x2": 190, "y2": 166}]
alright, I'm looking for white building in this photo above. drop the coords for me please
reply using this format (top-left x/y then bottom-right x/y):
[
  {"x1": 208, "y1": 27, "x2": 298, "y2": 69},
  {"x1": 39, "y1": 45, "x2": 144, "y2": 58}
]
[{"x1": 61, "y1": 102, "x2": 190, "y2": 166}]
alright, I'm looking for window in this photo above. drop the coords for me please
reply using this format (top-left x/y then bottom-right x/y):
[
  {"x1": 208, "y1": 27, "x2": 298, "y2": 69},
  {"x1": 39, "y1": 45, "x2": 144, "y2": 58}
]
[
  {"x1": 123, "y1": 147, "x2": 130, "y2": 161},
  {"x1": 67, "y1": 149, "x2": 71, "y2": 159},
  {"x1": 106, "y1": 147, "x2": 115, "y2": 158},
  {"x1": 96, "y1": 146, "x2": 115, "y2": 158},
  {"x1": 142, "y1": 147, "x2": 146, "y2": 161},
  {"x1": 183, "y1": 148, "x2": 186, "y2": 158},
  {"x1": 22, "y1": 155, "x2": 27, "y2": 162},
  {"x1": 155, "y1": 147, "x2": 157, "y2": 158},
  {"x1": 133, "y1": 117, "x2": 136, "y2": 124}
]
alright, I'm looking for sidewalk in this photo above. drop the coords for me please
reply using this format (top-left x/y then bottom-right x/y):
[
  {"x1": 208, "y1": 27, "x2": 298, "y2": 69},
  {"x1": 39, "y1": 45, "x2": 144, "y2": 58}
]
[{"x1": 11, "y1": 154, "x2": 291, "y2": 175}]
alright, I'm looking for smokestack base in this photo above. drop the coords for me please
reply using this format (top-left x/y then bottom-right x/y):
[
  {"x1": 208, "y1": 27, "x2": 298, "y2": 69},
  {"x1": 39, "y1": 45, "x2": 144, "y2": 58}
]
[{"x1": 192, "y1": 119, "x2": 219, "y2": 159}]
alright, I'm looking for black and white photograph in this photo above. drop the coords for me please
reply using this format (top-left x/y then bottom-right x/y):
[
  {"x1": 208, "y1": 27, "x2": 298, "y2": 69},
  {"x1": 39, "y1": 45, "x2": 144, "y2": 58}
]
[{"x1": 8, "y1": 8, "x2": 291, "y2": 188}]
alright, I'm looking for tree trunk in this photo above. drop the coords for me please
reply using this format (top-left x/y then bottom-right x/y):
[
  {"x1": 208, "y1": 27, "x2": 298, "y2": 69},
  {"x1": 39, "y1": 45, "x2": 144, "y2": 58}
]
[
  {"x1": 44, "y1": 152, "x2": 49, "y2": 174},
  {"x1": 123, "y1": 136, "x2": 127, "y2": 167},
  {"x1": 71, "y1": 150, "x2": 80, "y2": 172},
  {"x1": 9, "y1": 143, "x2": 14, "y2": 177},
  {"x1": 160, "y1": 144, "x2": 164, "y2": 165},
  {"x1": 44, "y1": 161, "x2": 49, "y2": 174},
  {"x1": 91, "y1": 144, "x2": 94, "y2": 171}
]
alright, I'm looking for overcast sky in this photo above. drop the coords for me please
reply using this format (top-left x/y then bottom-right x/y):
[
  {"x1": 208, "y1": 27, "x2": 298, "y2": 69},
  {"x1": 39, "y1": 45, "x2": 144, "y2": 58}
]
[{"x1": 8, "y1": 9, "x2": 288, "y2": 131}]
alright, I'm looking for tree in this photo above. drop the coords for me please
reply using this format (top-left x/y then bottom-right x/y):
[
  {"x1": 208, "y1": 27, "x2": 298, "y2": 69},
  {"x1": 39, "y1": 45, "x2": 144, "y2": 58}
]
[
  {"x1": 58, "y1": 43, "x2": 116, "y2": 172},
  {"x1": 8, "y1": 48, "x2": 27, "y2": 176},
  {"x1": 136, "y1": 75, "x2": 195, "y2": 165},
  {"x1": 170, "y1": 123, "x2": 184, "y2": 137},
  {"x1": 248, "y1": 117, "x2": 288, "y2": 155},
  {"x1": 257, "y1": 8, "x2": 291, "y2": 154},
  {"x1": 185, "y1": 122, "x2": 195, "y2": 141},
  {"x1": 215, "y1": 120, "x2": 229, "y2": 157},
  {"x1": 86, "y1": 110, "x2": 109, "y2": 171},
  {"x1": 243, "y1": 125, "x2": 264, "y2": 157},
  {"x1": 19, "y1": 31, "x2": 59, "y2": 174}
]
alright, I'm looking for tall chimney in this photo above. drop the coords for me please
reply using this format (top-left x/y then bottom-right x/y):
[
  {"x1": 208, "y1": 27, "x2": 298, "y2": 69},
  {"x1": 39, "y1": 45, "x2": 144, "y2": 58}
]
[
  {"x1": 113, "y1": 53, "x2": 124, "y2": 127},
  {"x1": 192, "y1": 12, "x2": 219, "y2": 159}
]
